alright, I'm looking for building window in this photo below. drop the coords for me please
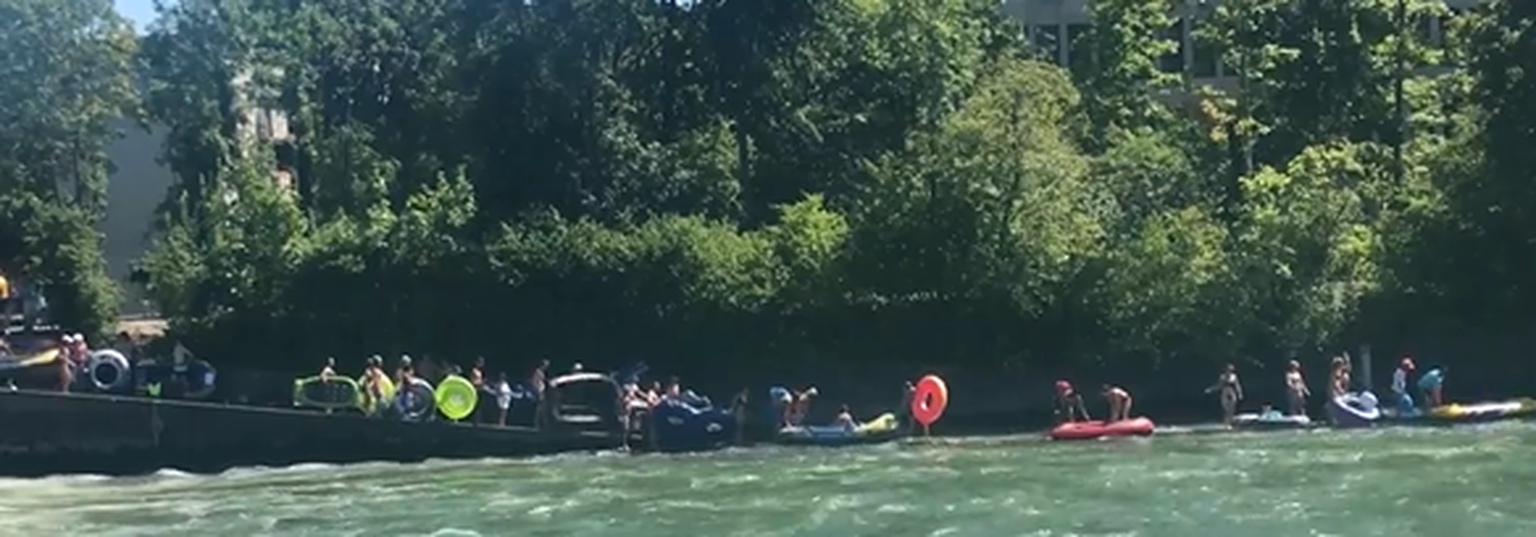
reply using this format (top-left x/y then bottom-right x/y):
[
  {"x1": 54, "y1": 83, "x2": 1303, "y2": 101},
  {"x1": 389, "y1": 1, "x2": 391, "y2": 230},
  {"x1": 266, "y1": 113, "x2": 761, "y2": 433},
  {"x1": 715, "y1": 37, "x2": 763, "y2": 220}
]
[
  {"x1": 1067, "y1": 24, "x2": 1094, "y2": 74},
  {"x1": 1159, "y1": 19, "x2": 1185, "y2": 74},
  {"x1": 1415, "y1": 13, "x2": 1439, "y2": 46},
  {"x1": 1031, "y1": 24, "x2": 1063, "y2": 67},
  {"x1": 1190, "y1": 20, "x2": 1219, "y2": 78}
]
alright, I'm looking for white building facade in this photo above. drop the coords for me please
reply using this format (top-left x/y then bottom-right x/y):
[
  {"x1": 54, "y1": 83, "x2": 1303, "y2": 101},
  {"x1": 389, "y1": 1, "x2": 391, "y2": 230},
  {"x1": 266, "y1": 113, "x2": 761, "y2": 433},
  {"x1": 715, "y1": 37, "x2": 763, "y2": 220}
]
[{"x1": 999, "y1": 0, "x2": 1489, "y2": 85}]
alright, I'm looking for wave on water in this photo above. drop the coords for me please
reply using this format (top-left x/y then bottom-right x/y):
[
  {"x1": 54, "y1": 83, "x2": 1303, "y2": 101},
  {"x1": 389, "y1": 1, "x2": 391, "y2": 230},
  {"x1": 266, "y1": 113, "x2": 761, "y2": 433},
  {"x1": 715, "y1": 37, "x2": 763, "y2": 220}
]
[{"x1": 0, "y1": 422, "x2": 1532, "y2": 536}]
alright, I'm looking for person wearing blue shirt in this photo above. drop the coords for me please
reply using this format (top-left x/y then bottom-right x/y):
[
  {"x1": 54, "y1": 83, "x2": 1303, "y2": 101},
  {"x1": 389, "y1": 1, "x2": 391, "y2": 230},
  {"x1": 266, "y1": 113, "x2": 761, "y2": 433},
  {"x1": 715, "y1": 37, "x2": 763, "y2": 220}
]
[{"x1": 1417, "y1": 366, "x2": 1446, "y2": 408}]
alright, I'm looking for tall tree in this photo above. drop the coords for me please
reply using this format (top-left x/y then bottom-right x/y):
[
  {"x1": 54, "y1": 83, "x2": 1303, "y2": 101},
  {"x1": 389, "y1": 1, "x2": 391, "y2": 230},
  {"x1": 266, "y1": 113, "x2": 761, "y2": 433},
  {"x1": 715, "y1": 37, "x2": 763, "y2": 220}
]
[{"x1": 0, "y1": 0, "x2": 135, "y2": 334}]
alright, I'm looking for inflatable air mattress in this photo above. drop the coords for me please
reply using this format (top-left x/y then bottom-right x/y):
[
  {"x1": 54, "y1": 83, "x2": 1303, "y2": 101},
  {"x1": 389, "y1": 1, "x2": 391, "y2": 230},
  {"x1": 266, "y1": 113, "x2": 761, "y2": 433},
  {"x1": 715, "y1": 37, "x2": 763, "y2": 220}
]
[
  {"x1": 294, "y1": 376, "x2": 363, "y2": 410},
  {"x1": 1049, "y1": 417, "x2": 1155, "y2": 441},
  {"x1": 1233, "y1": 412, "x2": 1312, "y2": 430},
  {"x1": 646, "y1": 398, "x2": 738, "y2": 452},
  {"x1": 774, "y1": 413, "x2": 902, "y2": 446},
  {"x1": 1327, "y1": 392, "x2": 1380, "y2": 428}
]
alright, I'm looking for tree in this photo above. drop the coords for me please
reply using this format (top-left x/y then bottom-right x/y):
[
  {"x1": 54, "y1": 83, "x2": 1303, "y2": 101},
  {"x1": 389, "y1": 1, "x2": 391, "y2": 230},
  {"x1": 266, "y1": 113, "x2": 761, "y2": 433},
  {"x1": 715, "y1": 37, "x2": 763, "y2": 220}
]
[
  {"x1": 122, "y1": 0, "x2": 1536, "y2": 395},
  {"x1": 0, "y1": 0, "x2": 135, "y2": 335}
]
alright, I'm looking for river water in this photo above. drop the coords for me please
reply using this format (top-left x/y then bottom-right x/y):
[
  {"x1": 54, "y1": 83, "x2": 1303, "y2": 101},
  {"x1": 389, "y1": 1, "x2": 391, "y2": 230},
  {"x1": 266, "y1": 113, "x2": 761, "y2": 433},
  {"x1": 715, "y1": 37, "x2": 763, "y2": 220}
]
[{"x1": 3, "y1": 422, "x2": 1533, "y2": 537}]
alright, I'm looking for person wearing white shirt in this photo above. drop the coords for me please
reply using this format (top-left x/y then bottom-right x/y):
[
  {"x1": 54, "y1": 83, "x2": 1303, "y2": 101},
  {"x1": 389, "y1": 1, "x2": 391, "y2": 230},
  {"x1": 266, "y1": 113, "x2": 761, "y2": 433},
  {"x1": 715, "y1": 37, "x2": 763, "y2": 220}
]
[
  {"x1": 493, "y1": 372, "x2": 513, "y2": 426},
  {"x1": 1392, "y1": 357, "x2": 1416, "y2": 413}
]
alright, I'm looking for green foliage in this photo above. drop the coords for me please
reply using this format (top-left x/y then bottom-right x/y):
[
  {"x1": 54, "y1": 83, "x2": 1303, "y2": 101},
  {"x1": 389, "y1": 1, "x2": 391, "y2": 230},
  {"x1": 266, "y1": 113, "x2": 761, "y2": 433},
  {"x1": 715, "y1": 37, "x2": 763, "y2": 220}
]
[
  {"x1": 0, "y1": 0, "x2": 135, "y2": 335},
  {"x1": 0, "y1": 0, "x2": 1504, "y2": 378}
]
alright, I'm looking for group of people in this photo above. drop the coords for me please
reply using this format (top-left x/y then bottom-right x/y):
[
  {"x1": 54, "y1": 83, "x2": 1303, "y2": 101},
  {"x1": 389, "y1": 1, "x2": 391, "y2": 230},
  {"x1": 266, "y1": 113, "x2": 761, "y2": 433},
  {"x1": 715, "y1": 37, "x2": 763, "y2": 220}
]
[
  {"x1": 766, "y1": 386, "x2": 862, "y2": 430},
  {"x1": 320, "y1": 354, "x2": 525, "y2": 425},
  {"x1": 1200, "y1": 360, "x2": 1314, "y2": 426},
  {"x1": 1390, "y1": 357, "x2": 1445, "y2": 413},
  {"x1": 1049, "y1": 353, "x2": 1451, "y2": 427},
  {"x1": 1, "y1": 325, "x2": 200, "y2": 396},
  {"x1": 1205, "y1": 354, "x2": 1447, "y2": 424},
  {"x1": 0, "y1": 269, "x2": 49, "y2": 330},
  {"x1": 1051, "y1": 381, "x2": 1134, "y2": 424}
]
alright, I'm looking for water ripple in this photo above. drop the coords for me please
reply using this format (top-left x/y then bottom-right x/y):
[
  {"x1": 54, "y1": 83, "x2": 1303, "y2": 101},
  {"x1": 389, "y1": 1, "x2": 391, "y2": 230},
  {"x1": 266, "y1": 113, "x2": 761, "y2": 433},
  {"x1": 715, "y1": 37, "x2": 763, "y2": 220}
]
[{"x1": 0, "y1": 424, "x2": 1533, "y2": 536}]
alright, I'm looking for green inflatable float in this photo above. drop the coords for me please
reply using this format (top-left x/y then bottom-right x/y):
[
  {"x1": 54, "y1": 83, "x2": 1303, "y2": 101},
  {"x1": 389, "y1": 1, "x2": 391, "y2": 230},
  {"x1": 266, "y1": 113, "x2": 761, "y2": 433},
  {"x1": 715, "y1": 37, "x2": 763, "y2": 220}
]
[
  {"x1": 293, "y1": 376, "x2": 364, "y2": 410},
  {"x1": 360, "y1": 374, "x2": 396, "y2": 416},
  {"x1": 435, "y1": 374, "x2": 478, "y2": 421}
]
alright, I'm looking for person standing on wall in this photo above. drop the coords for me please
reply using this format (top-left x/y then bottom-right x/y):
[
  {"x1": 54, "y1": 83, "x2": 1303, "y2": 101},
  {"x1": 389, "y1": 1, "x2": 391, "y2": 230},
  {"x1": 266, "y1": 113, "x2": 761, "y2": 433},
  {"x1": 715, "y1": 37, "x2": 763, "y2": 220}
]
[
  {"x1": 18, "y1": 276, "x2": 47, "y2": 329},
  {"x1": 164, "y1": 340, "x2": 198, "y2": 398},
  {"x1": 0, "y1": 267, "x2": 11, "y2": 317},
  {"x1": 0, "y1": 267, "x2": 16, "y2": 330}
]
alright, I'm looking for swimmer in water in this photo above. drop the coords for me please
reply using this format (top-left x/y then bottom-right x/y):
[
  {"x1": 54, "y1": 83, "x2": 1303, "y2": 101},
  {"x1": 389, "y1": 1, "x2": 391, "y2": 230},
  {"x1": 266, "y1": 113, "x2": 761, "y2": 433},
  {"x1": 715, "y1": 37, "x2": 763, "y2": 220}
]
[
  {"x1": 1102, "y1": 384, "x2": 1133, "y2": 422},
  {"x1": 1284, "y1": 360, "x2": 1310, "y2": 416},
  {"x1": 1205, "y1": 363, "x2": 1243, "y2": 426},
  {"x1": 1053, "y1": 380, "x2": 1091, "y2": 423}
]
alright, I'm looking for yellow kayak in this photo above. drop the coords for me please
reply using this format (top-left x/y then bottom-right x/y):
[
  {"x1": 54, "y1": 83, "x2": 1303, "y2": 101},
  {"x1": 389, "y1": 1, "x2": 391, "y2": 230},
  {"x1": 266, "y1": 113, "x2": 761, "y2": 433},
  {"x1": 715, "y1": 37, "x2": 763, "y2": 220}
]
[
  {"x1": 854, "y1": 412, "x2": 900, "y2": 434},
  {"x1": 0, "y1": 347, "x2": 62, "y2": 370},
  {"x1": 1427, "y1": 398, "x2": 1536, "y2": 420}
]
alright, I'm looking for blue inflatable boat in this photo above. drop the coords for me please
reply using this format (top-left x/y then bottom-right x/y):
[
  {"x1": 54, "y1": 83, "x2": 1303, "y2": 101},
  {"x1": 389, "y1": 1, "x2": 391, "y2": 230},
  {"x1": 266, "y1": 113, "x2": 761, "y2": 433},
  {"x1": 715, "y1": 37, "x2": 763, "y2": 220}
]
[
  {"x1": 773, "y1": 413, "x2": 903, "y2": 446},
  {"x1": 640, "y1": 395, "x2": 739, "y2": 452}
]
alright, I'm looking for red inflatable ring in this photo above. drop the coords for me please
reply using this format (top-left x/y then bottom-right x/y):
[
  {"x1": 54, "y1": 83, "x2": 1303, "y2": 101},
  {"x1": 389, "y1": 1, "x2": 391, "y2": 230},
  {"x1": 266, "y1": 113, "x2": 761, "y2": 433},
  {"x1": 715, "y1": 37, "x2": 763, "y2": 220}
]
[{"x1": 910, "y1": 375, "x2": 949, "y2": 427}]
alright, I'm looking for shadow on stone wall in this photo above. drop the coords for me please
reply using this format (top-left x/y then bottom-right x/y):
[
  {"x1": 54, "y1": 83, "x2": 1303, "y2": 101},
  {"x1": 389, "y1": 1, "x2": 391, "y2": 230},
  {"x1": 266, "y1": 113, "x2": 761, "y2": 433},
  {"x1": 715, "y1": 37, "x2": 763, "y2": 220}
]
[
  {"x1": 210, "y1": 358, "x2": 1536, "y2": 435},
  {"x1": 0, "y1": 390, "x2": 617, "y2": 478},
  {"x1": 9, "y1": 355, "x2": 1528, "y2": 478}
]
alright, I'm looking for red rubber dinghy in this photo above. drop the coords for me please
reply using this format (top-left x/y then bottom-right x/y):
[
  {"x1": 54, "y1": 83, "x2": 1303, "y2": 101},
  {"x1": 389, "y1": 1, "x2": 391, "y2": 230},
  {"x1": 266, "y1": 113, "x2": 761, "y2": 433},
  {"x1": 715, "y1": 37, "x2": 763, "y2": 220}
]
[{"x1": 1049, "y1": 417, "x2": 1156, "y2": 441}]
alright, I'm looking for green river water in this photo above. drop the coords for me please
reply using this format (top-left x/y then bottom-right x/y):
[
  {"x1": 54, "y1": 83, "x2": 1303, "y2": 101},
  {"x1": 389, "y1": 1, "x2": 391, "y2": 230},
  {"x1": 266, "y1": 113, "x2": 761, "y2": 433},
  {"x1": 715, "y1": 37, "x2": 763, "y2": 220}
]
[{"x1": 2, "y1": 422, "x2": 1533, "y2": 537}]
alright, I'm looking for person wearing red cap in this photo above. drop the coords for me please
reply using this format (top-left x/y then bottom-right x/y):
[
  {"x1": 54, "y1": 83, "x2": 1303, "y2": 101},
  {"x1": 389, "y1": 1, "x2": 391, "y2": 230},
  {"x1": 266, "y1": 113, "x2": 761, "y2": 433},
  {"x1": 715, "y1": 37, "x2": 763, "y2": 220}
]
[
  {"x1": 1052, "y1": 380, "x2": 1091, "y2": 424},
  {"x1": 1391, "y1": 357, "x2": 1416, "y2": 414}
]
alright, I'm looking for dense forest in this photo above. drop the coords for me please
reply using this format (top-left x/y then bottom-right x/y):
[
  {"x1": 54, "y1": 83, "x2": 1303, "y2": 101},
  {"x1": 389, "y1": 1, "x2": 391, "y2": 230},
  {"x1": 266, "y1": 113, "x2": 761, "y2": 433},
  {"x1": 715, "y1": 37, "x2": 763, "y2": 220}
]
[{"x1": 2, "y1": 0, "x2": 1534, "y2": 384}]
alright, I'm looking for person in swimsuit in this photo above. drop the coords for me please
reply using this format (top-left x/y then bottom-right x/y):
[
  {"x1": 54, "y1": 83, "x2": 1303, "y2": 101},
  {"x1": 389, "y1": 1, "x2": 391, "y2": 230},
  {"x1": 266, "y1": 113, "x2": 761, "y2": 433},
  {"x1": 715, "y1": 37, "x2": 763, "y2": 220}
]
[
  {"x1": 1329, "y1": 356, "x2": 1351, "y2": 398},
  {"x1": 528, "y1": 359, "x2": 550, "y2": 428},
  {"x1": 319, "y1": 357, "x2": 337, "y2": 379},
  {"x1": 833, "y1": 404, "x2": 857, "y2": 430},
  {"x1": 1053, "y1": 380, "x2": 1091, "y2": 423},
  {"x1": 1284, "y1": 360, "x2": 1310, "y2": 416},
  {"x1": 1101, "y1": 384, "x2": 1133, "y2": 422},
  {"x1": 529, "y1": 359, "x2": 550, "y2": 398},
  {"x1": 1391, "y1": 357, "x2": 1415, "y2": 413},
  {"x1": 789, "y1": 386, "x2": 818, "y2": 426},
  {"x1": 645, "y1": 380, "x2": 663, "y2": 406},
  {"x1": 360, "y1": 355, "x2": 387, "y2": 414},
  {"x1": 773, "y1": 387, "x2": 796, "y2": 428},
  {"x1": 469, "y1": 357, "x2": 485, "y2": 386},
  {"x1": 1417, "y1": 365, "x2": 1445, "y2": 408},
  {"x1": 1205, "y1": 364, "x2": 1243, "y2": 426},
  {"x1": 897, "y1": 381, "x2": 917, "y2": 431}
]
